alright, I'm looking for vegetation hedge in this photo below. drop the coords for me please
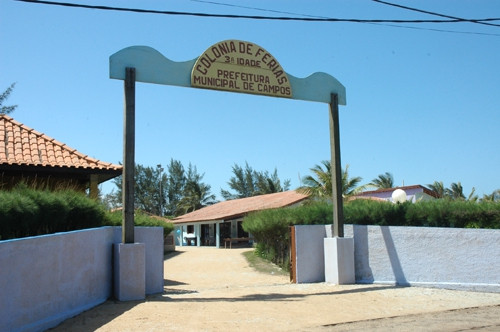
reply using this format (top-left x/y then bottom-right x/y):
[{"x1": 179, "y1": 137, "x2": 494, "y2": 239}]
[
  {"x1": 104, "y1": 210, "x2": 174, "y2": 235},
  {"x1": 243, "y1": 199, "x2": 500, "y2": 270},
  {"x1": 0, "y1": 186, "x2": 173, "y2": 241}
]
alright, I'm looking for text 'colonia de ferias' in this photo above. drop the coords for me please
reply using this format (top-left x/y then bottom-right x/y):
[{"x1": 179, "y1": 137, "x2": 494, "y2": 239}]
[{"x1": 191, "y1": 40, "x2": 292, "y2": 98}]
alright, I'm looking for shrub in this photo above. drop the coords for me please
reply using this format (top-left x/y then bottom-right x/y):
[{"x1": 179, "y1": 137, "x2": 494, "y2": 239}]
[
  {"x1": 244, "y1": 199, "x2": 500, "y2": 271},
  {"x1": 0, "y1": 186, "x2": 108, "y2": 240},
  {"x1": 104, "y1": 210, "x2": 174, "y2": 235},
  {"x1": 243, "y1": 202, "x2": 332, "y2": 269}
]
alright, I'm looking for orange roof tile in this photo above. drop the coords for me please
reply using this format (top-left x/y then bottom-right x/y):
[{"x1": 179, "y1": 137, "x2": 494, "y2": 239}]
[
  {"x1": 0, "y1": 114, "x2": 122, "y2": 172},
  {"x1": 173, "y1": 190, "x2": 309, "y2": 224}
]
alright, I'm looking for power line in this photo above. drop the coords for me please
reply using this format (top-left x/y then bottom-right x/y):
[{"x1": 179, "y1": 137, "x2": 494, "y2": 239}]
[
  {"x1": 372, "y1": 0, "x2": 500, "y2": 27},
  {"x1": 13, "y1": 0, "x2": 500, "y2": 25},
  {"x1": 190, "y1": 0, "x2": 331, "y2": 19},
  {"x1": 365, "y1": 22, "x2": 500, "y2": 36},
  {"x1": 190, "y1": 0, "x2": 500, "y2": 36}
]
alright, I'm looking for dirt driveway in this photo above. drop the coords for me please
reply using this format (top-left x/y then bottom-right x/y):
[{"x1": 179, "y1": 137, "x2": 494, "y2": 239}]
[{"x1": 53, "y1": 246, "x2": 500, "y2": 331}]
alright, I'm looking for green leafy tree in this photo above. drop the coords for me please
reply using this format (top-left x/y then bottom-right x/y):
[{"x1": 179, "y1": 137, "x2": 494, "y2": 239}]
[
  {"x1": 370, "y1": 172, "x2": 394, "y2": 189},
  {"x1": 0, "y1": 83, "x2": 18, "y2": 115},
  {"x1": 110, "y1": 160, "x2": 215, "y2": 216},
  {"x1": 111, "y1": 163, "x2": 168, "y2": 216},
  {"x1": 166, "y1": 159, "x2": 186, "y2": 216},
  {"x1": 221, "y1": 162, "x2": 290, "y2": 200},
  {"x1": 297, "y1": 161, "x2": 365, "y2": 200},
  {"x1": 254, "y1": 168, "x2": 291, "y2": 196}
]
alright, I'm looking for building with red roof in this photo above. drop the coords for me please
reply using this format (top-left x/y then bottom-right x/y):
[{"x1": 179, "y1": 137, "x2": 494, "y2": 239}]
[
  {"x1": 0, "y1": 114, "x2": 122, "y2": 198},
  {"x1": 173, "y1": 190, "x2": 309, "y2": 248}
]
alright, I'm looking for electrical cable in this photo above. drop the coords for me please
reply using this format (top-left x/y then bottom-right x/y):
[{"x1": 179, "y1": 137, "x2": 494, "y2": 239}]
[
  {"x1": 13, "y1": 0, "x2": 500, "y2": 25},
  {"x1": 190, "y1": 0, "x2": 500, "y2": 36},
  {"x1": 372, "y1": 0, "x2": 500, "y2": 27}
]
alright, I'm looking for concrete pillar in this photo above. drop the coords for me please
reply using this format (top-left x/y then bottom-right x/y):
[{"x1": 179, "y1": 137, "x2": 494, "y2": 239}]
[
  {"x1": 215, "y1": 223, "x2": 220, "y2": 249},
  {"x1": 113, "y1": 243, "x2": 145, "y2": 301},
  {"x1": 196, "y1": 224, "x2": 201, "y2": 247},
  {"x1": 324, "y1": 237, "x2": 355, "y2": 284}
]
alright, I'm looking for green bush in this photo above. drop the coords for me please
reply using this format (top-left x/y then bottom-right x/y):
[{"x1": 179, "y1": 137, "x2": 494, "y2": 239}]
[
  {"x1": 0, "y1": 191, "x2": 39, "y2": 239},
  {"x1": 406, "y1": 200, "x2": 500, "y2": 229},
  {"x1": 0, "y1": 185, "x2": 173, "y2": 240},
  {"x1": 344, "y1": 199, "x2": 410, "y2": 226},
  {"x1": 104, "y1": 210, "x2": 174, "y2": 235},
  {"x1": 244, "y1": 199, "x2": 500, "y2": 271},
  {"x1": 243, "y1": 202, "x2": 331, "y2": 269}
]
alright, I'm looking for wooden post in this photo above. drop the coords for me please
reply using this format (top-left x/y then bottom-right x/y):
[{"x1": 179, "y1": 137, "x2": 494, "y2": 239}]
[
  {"x1": 123, "y1": 67, "x2": 136, "y2": 244},
  {"x1": 89, "y1": 174, "x2": 99, "y2": 200},
  {"x1": 329, "y1": 93, "x2": 344, "y2": 237}
]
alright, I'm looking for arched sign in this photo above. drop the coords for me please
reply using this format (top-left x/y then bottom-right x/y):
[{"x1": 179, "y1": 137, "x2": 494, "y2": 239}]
[
  {"x1": 110, "y1": 41, "x2": 346, "y2": 104},
  {"x1": 110, "y1": 40, "x2": 346, "y2": 244}
]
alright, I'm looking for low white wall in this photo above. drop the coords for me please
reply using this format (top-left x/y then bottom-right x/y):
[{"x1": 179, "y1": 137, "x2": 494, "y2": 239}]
[
  {"x1": 293, "y1": 225, "x2": 500, "y2": 292},
  {"x1": 344, "y1": 225, "x2": 500, "y2": 292},
  {"x1": 0, "y1": 226, "x2": 164, "y2": 332}
]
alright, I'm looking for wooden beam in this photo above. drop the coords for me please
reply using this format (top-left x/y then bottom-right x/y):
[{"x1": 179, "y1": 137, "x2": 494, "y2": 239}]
[
  {"x1": 329, "y1": 93, "x2": 344, "y2": 237},
  {"x1": 123, "y1": 67, "x2": 136, "y2": 244}
]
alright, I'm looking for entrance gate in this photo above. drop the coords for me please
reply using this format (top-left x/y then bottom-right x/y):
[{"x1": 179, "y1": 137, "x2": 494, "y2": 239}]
[{"x1": 109, "y1": 40, "x2": 347, "y2": 244}]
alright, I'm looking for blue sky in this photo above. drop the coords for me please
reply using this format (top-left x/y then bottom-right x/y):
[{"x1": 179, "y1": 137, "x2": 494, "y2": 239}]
[{"x1": 2, "y1": 0, "x2": 499, "y2": 199}]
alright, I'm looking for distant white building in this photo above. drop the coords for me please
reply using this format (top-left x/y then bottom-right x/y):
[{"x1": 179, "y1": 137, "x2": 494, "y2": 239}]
[{"x1": 354, "y1": 185, "x2": 439, "y2": 203}]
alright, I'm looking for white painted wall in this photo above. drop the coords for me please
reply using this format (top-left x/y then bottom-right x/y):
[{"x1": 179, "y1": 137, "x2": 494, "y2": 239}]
[
  {"x1": 0, "y1": 226, "x2": 164, "y2": 332},
  {"x1": 344, "y1": 225, "x2": 500, "y2": 292},
  {"x1": 293, "y1": 225, "x2": 500, "y2": 292}
]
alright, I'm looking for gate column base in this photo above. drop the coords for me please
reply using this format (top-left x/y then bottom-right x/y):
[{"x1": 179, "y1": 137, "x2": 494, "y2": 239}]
[
  {"x1": 113, "y1": 243, "x2": 145, "y2": 301},
  {"x1": 324, "y1": 237, "x2": 355, "y2": 284}
]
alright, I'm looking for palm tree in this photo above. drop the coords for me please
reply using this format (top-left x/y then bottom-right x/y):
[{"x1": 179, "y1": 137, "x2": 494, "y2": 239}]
[
  {"x1": 177, "y1": 164, "x2": 217, "y2": 215},
  {"x1": 370, "y1": 172, "x2": 394, "y2": 189},
  {"x1": 445, "y1": 182, "x2": 466, "y2": 200},
  {"x1": 482, "y1": 189, "x2": 500, "y2": 202},
  {"x1": 177, "y1": 180, "x2": 217, "y2": 215},
  {"x1": 342, "y1": 164, "x2": 366, "y2": 197},
  {"x1": 428, "y1": 181, "x2": 446, "y2": 198},
  {"x1": 298, "y1": 160, "x2": 332, "y2": 199},
  {"x1": 298, "y1": 161, "x2": 366, "y2": 200}
]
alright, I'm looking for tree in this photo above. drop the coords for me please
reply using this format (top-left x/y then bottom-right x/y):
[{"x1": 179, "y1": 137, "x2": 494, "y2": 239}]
[
  {"x1": 442, "y1": 182, "x2": 477, "y2": 201},
  {"x1": 428, "y1": 181, "x2": 446, "y2": 198},
  {"x1": 221, "y1": 162, "x2": 290, "y2": 200},
  {"x1": 297, "y1": 161, "x2": 366, "y2": 200},
  {"x1": 254, "y1": 168, "x2": 291, "y2": 196},
  {"x1": 177, "y1": 164, "x2": 217, "y2": 214},
  {"x1": 166, "y1": 159, "x2": 186, "y2": 216},
  {"x1": 482, "y1": 189, "x2": 500, "y2": 202},
  {"x1": 111, "y1": 163, "x2": 168, "y2": 216},
  {"x1": 0, "y1": 83, "x2": 18, "y2": 115},
  {"x1": 109, "y1": 160, "x2": 215, "y2": 216},
  {"x1": 370, "y1": 172, "x2": 394, "y2": 189}
]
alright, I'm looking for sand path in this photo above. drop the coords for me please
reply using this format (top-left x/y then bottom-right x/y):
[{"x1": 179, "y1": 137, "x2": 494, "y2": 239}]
[{"x1": 52, "y1": 246, "x2": 500, "y2": 331}]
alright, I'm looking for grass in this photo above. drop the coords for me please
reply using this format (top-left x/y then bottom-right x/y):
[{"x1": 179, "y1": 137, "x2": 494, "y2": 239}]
[{"x1": 242, "y1": 249, "x2": 289, "y2": 277}]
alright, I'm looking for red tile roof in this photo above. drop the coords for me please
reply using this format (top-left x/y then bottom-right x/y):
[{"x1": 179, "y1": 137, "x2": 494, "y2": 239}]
[
  {"x1": 0, "y1": 114, "x2": 122, "y2": 171},
  {"x1": 173, "y1": 190, "x2": 309, "y2": 224}
]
